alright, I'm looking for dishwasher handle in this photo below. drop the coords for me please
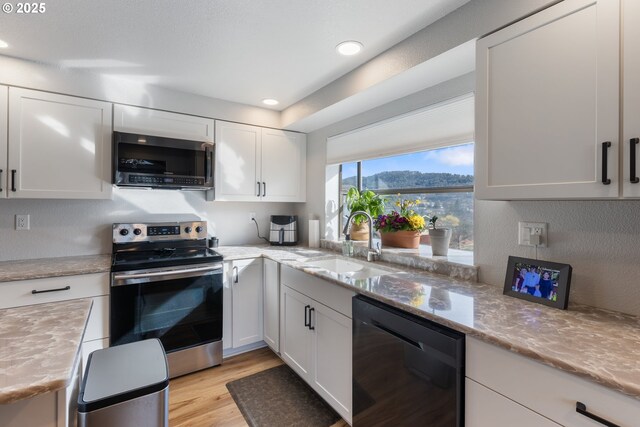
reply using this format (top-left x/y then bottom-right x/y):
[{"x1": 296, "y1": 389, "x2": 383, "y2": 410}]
[{"x1": 372, "y1": 320, "x2": 422, "y2": 350}]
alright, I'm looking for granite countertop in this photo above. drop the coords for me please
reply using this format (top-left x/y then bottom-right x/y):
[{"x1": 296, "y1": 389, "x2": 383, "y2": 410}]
[
  {"x1": 0, "y1": 254, "x2": 112, "y2": 283},
  {"x1": 216, "y1": 245, "x2": 640, "y2": 401},
  {"x1": 0, "y1": 299, "x2": 92, "y2": 404}
]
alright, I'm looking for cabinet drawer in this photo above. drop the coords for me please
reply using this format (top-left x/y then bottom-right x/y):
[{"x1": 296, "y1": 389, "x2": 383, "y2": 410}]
[
  {"x1": 0, "y1": 273, "x2": 109, "y2": 309},
  {"x1": 281, "y1": 266, "x2": 355, "y2": 318},
  {"x1": 467, "y1": 337, "x2": 640, "y2": 426},
  {"x1": 84, "y1": 295, "x2": 109, "y2": 342}
]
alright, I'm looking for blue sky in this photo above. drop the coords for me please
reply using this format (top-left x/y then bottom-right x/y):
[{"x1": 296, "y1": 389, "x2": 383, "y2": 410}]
[{"x1": 342, "y1": 143, "x2": 474, "y2": 178}]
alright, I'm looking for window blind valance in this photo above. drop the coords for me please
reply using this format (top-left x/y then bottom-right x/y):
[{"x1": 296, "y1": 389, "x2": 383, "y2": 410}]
[{"x1": 326, "y1": 93, "x2": 474, "y2": 165}]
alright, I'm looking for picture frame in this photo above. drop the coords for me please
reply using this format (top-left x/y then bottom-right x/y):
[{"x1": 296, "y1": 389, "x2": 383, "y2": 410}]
[{"x1": 503, "y1": 256, "x2": 572, "y2": 309}]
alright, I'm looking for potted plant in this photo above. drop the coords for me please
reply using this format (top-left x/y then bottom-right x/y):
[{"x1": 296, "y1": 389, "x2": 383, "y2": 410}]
[
  {"x1": 373, "y1": 197, "x2": 426, "y2": 248},
  {"x1": 345, "y1": 188, "x2": 385, "y2": 241},
  {"x1": 428, "y1": 215, "x2": 452, "y2": 256}
]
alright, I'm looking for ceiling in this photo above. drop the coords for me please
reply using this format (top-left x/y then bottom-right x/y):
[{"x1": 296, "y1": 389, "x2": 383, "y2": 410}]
[{"x1": 0, "y1": 0, "x2": 469, "y2": 110}]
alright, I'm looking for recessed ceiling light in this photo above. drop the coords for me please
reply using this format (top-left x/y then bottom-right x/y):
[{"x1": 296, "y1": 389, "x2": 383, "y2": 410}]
[
  {"x1": 336, "y1": 40, "x2": 363, "y2": 56},
  {"x1": 262, "y1": 98, "x2": 279, "y2": 106},
  {"x1": 0, "y1": 39, "x2": 8, "y2": 49}
]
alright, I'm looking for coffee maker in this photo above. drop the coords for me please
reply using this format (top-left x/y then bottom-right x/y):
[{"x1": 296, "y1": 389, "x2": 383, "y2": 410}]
[{"x1": 269, "y1": 215, "x2": 298, "y2": 246}]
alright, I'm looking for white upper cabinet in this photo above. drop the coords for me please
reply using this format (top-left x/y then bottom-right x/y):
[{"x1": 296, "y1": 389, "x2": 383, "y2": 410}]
[
  {"x1": 8, "y1": 88, "x2": 112, "y2": 199},
  {"x1": 623, "y1": 0, "x2": 640, "y2": 197},
  {"x1": 0, "y1": 86, "x2": 7, "y2": 195},
  {"x1": 113, "y1": 104, "x2": 214, "y2": 142},
  {"x1": 214, "y1": 120, "x2": 306, "y2": 202},
  {"x1": 475, "y1": 0, "x2": 620, "y2": 199},
  {"x1": 261, "y1": 128, "x2": 306, "y2": 202}
]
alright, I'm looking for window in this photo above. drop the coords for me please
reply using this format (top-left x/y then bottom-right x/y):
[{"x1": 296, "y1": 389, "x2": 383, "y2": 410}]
[{"x1": 339, "y1": 143, "x2": 474, "y2": 251}]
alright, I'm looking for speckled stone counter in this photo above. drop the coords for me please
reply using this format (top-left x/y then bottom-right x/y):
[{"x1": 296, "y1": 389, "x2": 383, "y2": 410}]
[
  {"x1": 0, "y1": 299, "x2": 92, "y2": 404},
  {"x1": 216, "y1": 245, "x2": 640, "y2": 400},
  {"x1": 0, "y1": 254, "x2": 111, "y2": 283}
]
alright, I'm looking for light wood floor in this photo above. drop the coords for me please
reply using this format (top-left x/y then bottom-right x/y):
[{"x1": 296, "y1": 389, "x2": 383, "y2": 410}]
[{"x1": 169, "y1": 347, "x2": 349, "y2": 427}]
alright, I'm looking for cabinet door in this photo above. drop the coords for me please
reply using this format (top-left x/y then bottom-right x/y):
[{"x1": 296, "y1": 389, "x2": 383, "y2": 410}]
[
  {"x1": 113, "y1": 104, "x2": 214, "y2": 142},
  {"x1": 261, "y1": 129, "x2": 306, "y2": 202},
  {"x1": 222, "y1": 261, "x2": 233, "y2": 350},
  {"x1": 263, "y1": 258, "x2": 280, "y2": 352},
  {"x1": 214, "y1": 121, "x2": 261, "y2": 201},
  {"x1": 623, "y1": 0, "x2": 640, "y2": 197},
  {"x1": 8, "y1": 88, "x2": 112, "y2": 199},
  {"x1": 312, "y1": 302, "x2": 352, "y2": 424},
  {"x1": 475, "y1": 0, "x2": 620, "y2": 199},
  {"x1": 0, "y1": 86, "x2": 7, "y2": 197},
  {"x1": 231, "y1": 258, "x2": 263, "y2": 348},
  {"x1": 280, "y1": 285, "x2": 313, "y2": 381},
  {"x1": 466, "y1": 379, "x2": 560, "y2": 427}
]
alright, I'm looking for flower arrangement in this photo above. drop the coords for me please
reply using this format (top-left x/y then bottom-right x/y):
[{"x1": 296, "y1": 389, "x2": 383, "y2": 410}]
[{"x1": 374, "y1": 197, "x2": 427, "y2": 233}]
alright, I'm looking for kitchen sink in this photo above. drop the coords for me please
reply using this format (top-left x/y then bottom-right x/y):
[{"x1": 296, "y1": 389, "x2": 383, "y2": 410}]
[{"x1": 304, "y1": 257, "x2": 393, "y2": 279}]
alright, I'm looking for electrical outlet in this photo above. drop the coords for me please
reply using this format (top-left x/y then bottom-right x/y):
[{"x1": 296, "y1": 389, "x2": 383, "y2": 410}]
[
  {"x1": 15, "y1": 214, "x2": 30, "y2": 231},
  {"x1": 249, "y1": 212, "x2": 256, "y2": 222},
  {"x1": 518, "y1": 222, "x2": 547, "y2": 247}
]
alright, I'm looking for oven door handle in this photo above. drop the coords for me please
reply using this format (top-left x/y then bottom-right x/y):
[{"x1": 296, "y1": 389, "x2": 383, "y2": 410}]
[{"x1": 112, "y1": 264, "x2": 223, "y2": 286}]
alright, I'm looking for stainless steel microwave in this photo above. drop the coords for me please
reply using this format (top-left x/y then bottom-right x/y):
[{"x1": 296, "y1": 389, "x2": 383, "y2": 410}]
[{"x1": 113, "y1": 131, "x2": 213, "y2": 190}]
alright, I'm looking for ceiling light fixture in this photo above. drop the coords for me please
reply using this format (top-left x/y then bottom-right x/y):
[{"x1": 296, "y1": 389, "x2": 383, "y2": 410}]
[
  {"x1": 336, "y1": 40, "x2": 363, "y2": 56},
  {"x1": 0, "y1": 39, "x2": 8, "y2": 48},
  {"x1": 262, "y1": 98, "x2": 279, "y2": 106}
]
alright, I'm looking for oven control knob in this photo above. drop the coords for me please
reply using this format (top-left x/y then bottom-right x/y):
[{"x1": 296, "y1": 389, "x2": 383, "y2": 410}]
[
  {"x1": 119, "y1": 228, "x2": 129, "y2": 236},
  {"x1": 195, "y1": 226, "x2": 203, "y2": 233},
  {"x1": 133, "y1": 228, "x2": 142, "y2": 236},
  {"x1": 184, "y1": 226, "x2": 192, "y2": 233}
]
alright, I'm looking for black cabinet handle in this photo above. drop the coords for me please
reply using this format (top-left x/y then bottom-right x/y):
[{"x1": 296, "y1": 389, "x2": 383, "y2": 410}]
[
  {"x1": 0, "y1": 169, "x2": 3, "y2": 192},
  {"x1": 262, "y1": 181, "x2": 266, "y2": 197},
  {"x1": 601, "y1": 142, "x2": 611, "y2": 185},
  {"x1": 233, "y1": 266, "x2": 239, "y2": 283},
  {"x1": 630, "y1": 138, "x2": 639, "y2": 184},
  {"x1": 11, "y1": 169, "x2": 16, "y2": 192},
  {"x1": 309, "y1": 307, "x2": 315, "y2": 330},
  {"x1": 256, "y1": 182, "x2": 261, "y2": 197},
  {"x1": 304, "y1": 304, "x2": 310, "y2": 327},
  {"x1": 576, "y1": 402, "x2": 620, "y2": 427},
  {"x1": 32, "y1": 286, "x2": 70, "y2": 295}
]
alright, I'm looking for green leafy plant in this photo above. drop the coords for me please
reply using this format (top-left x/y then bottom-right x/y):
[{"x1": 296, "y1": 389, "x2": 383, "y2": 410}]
[
  {"x1": 345, "y1": 188, "x2": 385, "y2": 225},
  {"x1": 429, "y1": 215, "x2": 439, "y2": 229}
]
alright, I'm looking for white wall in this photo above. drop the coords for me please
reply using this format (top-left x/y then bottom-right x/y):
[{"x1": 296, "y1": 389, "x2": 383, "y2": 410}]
[{"x1": 0, "y1": 188, "x2": 294, "y2": 261}]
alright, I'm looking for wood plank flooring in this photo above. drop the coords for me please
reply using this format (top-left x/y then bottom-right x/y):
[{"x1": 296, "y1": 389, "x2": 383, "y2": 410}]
[{"x1": 169, "y1": 347, "x2": 349, "y2": 427}]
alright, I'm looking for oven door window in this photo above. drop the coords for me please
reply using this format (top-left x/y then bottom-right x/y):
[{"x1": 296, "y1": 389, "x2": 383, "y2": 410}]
[{"x1": 111, "y1": 271, "x2": 222, "y2": 352}]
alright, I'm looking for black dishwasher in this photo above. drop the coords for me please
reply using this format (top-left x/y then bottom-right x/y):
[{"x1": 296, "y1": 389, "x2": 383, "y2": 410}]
[{"x1": 352, "y1": 295, "x2": 464, "y2": 426}]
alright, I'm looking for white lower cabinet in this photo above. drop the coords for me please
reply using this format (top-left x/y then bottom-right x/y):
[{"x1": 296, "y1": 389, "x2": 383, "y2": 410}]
[
  {"x1": 280, "y1": 265, "x2": 354, "y2": 424},
  {"x1": 263, "y1": 258, "x2": 280, "y2": 353},
  {"x1": 225, "y1": 258, "x2": 264, "y2": 351},
  {"x1": 466, "y1": 336, "x2": 640, "y2": 427}
]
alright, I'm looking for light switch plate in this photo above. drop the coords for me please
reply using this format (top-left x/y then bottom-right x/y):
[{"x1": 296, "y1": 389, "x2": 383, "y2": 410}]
[{"x1": 518, "y1": 222, "x2": 547, "y2": 247}]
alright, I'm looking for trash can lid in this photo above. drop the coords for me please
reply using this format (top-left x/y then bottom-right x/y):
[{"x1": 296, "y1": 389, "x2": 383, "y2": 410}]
[{"x1": 78, "y1": 338, "x2": 169, "y2": 412}]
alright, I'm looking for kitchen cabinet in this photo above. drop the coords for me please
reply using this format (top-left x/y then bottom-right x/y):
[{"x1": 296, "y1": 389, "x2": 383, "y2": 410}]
[
  {"x1": 475, "y1": 0, "x2": 620, "y2": 199},
  {"x1": 7, "y1": 88, "x2": 112, "y2": 199},
  {"x1": 214, "y1": 120, "x2": 306, "y2": 202},
  {"x1": 113, "y1": 104, "x2": 214, "y2": 142},
  {"x1": 0, "y1": 273, "x2": 110, "y2": 376},
  {"x1": 230, "y1": 258, "x2": 264, "y2": 348},
  {"x1": 623, "y1": 0, "x2": 640, "y2": 197},
  {"x1": 280, "y1": 266, "x2": 354, "y2": 423},
  {"x1": 466, "y1": 336, "x2": 640, "y2": 426},
  {"x1": 0, "y1": 86, "x2": 7, "y2": 195},
  {"x1": 263, "y1": 258, "x2": 280, "y2": 352},
  {"x1": 0, "y1": 361, "x2": 81, "y2": 427}
]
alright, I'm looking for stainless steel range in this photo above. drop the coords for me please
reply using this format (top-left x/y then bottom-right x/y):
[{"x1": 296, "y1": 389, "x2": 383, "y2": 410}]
[{"x1": 110, "y1": 220, "x2": 223, "y2": 378}]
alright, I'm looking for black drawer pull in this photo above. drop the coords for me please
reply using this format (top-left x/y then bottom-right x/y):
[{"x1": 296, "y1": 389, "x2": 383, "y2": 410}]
[
  {"x1": 0, "y1": 169, "x2": 3, "y2": 192},
  {"x1": 308, "y1": 307, "x2": 315, "y2": 330},
  {"x1": 304, "y1": 304, "x2": 311, "y2": 327},
  {"x1": 32, "y1": 285, "x2": 71, "y2": 295},
  {"x1": 262, "y1": 181, "x2": 266, "y2": 197},
  {"x1": 256, "y1": 181, "x2": 261, "y2": 197},
  {"x1": 11, "y1": 169, "x2": 16, "y2": 192},
  {"x1": 602, "y1": 142, "x2": 611, "y2": 185},
  {"x1": 630, "y1": 138, "x2": 639, "y2": 184},
  {"x1": 576, "y1": 402, "x2": 620, "y2": 427}
]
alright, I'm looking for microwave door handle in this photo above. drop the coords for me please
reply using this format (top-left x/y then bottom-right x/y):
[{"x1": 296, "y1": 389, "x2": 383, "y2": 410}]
[{"x1": 112, "y1": 264, "x2": 223, "y2": 286}]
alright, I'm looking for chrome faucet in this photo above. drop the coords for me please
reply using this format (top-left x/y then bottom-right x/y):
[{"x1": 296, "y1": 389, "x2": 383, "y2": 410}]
[{"x1": 343, "y1": 210, "x2": 381, "y2": 262}]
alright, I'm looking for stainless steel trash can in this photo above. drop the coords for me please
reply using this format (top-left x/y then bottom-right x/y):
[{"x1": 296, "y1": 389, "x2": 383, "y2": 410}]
[{"x1": 78, "y1": 339, "x2": 169, "y2": 427}]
